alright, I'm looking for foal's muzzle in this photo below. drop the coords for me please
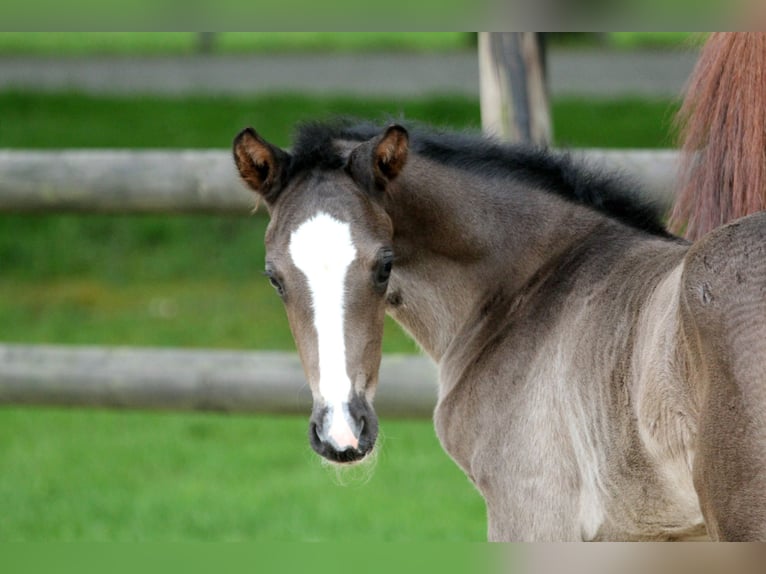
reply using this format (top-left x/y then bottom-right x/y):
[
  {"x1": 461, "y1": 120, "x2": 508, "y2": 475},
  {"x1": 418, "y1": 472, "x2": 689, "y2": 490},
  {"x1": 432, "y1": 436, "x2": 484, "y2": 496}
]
[{"x1": 309, "y1": 395, "x2": 378, "y2": 464}]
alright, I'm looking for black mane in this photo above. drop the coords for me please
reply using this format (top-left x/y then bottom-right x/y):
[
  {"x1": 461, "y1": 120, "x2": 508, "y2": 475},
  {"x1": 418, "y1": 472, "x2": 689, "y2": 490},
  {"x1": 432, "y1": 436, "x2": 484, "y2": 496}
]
[{"x1": 288, "y1": 119, "x2": 672, "y2": 238}]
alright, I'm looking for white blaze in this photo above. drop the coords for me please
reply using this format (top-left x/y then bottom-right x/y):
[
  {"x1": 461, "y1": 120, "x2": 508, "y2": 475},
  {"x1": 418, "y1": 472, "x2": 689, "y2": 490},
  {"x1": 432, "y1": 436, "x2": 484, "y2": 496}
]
[{"x1": 289, "y1": 212, "x2": 358, "y2": 449}]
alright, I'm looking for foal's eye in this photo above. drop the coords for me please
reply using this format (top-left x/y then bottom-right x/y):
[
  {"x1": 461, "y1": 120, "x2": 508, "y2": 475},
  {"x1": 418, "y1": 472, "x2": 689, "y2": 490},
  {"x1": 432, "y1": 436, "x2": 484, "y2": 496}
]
[
  {"x1": 264, "y1": 271, "x2": 285, "y2": 297},
  {"x1": 374, "y1": 250, "x2": 394, "y2": 290}
]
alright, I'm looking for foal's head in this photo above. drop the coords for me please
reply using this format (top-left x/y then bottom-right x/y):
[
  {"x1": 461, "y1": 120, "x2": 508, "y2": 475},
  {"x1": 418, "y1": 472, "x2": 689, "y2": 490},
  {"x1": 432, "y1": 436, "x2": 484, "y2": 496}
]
[{"x1": 233, "y1": 124, "x2": 409, "y2": 464}]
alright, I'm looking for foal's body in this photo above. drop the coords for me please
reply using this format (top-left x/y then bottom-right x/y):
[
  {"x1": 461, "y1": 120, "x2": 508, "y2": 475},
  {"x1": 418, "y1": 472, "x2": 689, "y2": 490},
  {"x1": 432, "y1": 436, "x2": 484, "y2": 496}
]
[
  {"x1": 384, "y1": 158, "x2": 703, "y2": 540},
  {"x1": 234, "y1": 122, "x2": 766, "y2": 541}
]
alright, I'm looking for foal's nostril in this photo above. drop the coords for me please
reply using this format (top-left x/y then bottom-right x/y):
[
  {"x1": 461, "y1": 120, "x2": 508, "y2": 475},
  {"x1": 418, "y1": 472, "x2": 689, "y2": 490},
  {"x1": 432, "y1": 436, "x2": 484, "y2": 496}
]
[
  {"x1": 310, "y1": 421, "x2": 322, "y2": 444},
  {"x1": 359, "y1": 416, "x2": 366, "y2": 436}
]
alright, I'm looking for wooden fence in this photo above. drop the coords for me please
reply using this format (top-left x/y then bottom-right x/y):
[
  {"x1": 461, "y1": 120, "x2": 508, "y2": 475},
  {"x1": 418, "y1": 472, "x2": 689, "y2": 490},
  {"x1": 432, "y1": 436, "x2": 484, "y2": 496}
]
[
  {"x1": 0, "y1": 148, "x2": 681, "y2": 417},
  {"x1": 0, "y1": 149, "x2": 680, "y2": 213},
  {"x1": 0, "y1": 344, "x2": 438, "y2": 417}
]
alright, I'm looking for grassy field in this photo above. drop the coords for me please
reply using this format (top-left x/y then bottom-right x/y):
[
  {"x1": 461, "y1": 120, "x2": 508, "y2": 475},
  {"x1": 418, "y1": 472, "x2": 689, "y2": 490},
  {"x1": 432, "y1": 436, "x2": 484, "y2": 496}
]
[
  {"x1": 0, "y1": 92, "x2": 678, "y2": 151},
  {"x1": 0, "y1": 33, "x2": 473, "y2": 56},
  {"x1": 0, "y1": 33, "x2": 697, "y2": 56},
  {"x1": 0, "y1": 408, "x2": 485, "y2": 541},
  {"x1": 0, "y1": 91, "x2": 678, "y2": 540},
  {"x1": 609, "y1": 32, "x2": 705, "y2": 49}
]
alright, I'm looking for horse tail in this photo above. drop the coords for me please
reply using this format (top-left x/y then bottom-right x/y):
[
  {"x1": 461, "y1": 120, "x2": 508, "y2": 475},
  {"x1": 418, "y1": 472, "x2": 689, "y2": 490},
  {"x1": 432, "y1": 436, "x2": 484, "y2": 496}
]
[{"x1": 669, "y1": 33, "x2": 766, "y2": 241}]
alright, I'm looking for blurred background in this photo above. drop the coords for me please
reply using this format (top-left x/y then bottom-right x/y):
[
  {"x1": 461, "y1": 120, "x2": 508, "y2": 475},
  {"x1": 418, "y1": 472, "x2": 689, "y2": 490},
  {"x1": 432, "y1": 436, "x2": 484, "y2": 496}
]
[{"x1": 0, "y1": 32, "x2": 701, "y2": 541}]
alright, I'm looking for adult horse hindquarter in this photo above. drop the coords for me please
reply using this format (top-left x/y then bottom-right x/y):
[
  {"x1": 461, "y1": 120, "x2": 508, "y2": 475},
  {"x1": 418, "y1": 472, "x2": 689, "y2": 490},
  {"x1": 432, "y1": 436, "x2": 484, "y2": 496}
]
[{"x1": 232, "y1": 121, "x2": 766, "y2": 541}]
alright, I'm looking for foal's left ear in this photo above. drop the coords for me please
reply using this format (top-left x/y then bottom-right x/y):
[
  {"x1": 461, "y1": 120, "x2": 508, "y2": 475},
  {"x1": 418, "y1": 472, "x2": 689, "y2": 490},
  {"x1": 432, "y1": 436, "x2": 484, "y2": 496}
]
[
  {"x1": 373, "y1": 125, "x2": 409, "y2": 184},
  {"x1": 347, "y1": 124, "x2": 409, "y2": 193}
]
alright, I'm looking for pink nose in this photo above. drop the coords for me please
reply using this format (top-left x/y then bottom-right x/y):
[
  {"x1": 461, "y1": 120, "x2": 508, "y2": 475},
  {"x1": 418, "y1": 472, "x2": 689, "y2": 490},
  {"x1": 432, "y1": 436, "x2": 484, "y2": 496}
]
[{"x1": 327, "y1": 416, "x2": 359, "y2": 451}]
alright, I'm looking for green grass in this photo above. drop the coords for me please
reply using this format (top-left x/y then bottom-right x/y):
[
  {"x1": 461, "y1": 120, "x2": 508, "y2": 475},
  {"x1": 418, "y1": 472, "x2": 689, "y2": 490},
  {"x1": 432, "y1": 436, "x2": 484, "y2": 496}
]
[
  {"x1": 0, "y1": 32, "x2": 699, "y2": 56},
  {"x1": 0, "y1": 92, "x2": 482, "y2": 150},
  {"x1": 609, "y1": 32, "x2": 706, "y2": 50},
  {"x1": 0, "y1": 407, "x2": 486, "y2": 541},
  {"x1": 0, "y1": 33, "x2": 473, "y2": 56},
  {"x1": 0, "y1": 91, "x2": 678, "y2": 540},
  {"x1": 0, "y1": 91, "x2": 677, "y2": 151},
  {"x1": 554, "y1": 98, "x2": 679, "y2": 149}
]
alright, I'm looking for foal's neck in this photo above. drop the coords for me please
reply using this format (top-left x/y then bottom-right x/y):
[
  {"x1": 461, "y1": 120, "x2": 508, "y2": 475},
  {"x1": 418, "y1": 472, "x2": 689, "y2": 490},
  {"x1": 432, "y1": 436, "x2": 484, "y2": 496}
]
[{"x1": 383, "y1": 156, "x2": 605, "y2": 362}]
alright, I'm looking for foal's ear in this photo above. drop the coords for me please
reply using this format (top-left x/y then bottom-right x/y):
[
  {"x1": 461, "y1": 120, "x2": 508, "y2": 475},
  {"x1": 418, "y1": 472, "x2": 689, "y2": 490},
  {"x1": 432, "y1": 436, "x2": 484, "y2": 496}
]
[
  {"x1": 373, "y1": 125, "x2": 409, "y2": 184},
  {"x1": 347, "y1": 124, "x2": 409, "y2": 193},
  {"x1": 232, "y1": 127, "x2": 291, "y2": 204}
]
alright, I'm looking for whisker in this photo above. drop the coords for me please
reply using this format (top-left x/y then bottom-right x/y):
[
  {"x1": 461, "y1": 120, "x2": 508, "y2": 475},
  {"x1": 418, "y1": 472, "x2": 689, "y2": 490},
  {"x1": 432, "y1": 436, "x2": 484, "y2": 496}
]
[{"x1": 320, "y1": 446, "x2": 380, "y2": 488}]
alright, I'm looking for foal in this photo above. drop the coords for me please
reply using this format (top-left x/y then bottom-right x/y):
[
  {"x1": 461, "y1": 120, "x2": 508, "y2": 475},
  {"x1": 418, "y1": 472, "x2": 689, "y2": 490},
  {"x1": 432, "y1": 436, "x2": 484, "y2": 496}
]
[{"x1": 233, "y1": 121, "x2": 766, "y2": 541}]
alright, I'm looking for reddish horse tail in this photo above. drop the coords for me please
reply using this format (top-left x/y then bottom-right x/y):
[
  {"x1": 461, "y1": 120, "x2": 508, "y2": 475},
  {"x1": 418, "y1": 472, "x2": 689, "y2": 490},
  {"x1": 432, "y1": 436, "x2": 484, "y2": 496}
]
[{"x1": 669, "y1": 33, "x2": 766, "y2": 241}]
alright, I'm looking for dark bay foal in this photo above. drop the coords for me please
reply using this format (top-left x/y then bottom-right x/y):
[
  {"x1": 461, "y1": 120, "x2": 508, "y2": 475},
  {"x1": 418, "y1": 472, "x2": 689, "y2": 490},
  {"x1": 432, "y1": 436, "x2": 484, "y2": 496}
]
[{"x1": 233, "y1": 121, "x2": 766, "y2": 541}]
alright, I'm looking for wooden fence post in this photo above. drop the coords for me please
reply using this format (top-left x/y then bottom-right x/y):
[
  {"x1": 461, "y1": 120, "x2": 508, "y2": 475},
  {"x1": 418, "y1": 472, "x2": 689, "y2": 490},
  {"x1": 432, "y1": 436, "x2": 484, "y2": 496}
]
[{"x1": 478, "y1": 32, "x2": 552, "y2": 145}]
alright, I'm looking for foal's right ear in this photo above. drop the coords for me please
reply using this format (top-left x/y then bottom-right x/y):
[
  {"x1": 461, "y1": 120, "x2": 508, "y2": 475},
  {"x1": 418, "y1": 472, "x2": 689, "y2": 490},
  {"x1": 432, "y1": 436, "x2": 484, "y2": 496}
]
[{"x1": 232, "y1": 127, "x2": 291, "y2": 204}]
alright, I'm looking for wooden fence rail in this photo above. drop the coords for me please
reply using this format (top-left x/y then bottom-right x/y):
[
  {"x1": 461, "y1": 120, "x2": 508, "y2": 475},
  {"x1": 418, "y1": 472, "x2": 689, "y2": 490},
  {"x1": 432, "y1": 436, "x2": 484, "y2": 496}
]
[
  {"x1": 0, "y1": 344, "x2": 438, "y2": 417},
  {"x1": 0, "y1": 149, "x2": 680, "y2": 214},
  {"x1": 0, "y1": 150, "x2": 250, "y2": 214}
]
